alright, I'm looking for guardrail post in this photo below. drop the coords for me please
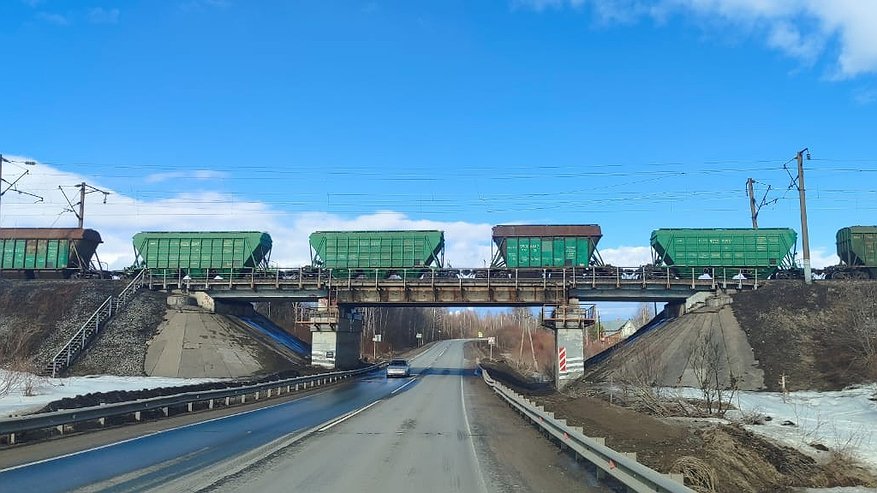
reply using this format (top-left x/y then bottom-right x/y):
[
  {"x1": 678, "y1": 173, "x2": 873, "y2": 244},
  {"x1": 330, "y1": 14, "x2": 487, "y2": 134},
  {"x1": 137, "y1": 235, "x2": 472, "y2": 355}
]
[
  {"x1": 187, "y1": 402, "x2": 193, "y2": 412},
  {"x1": 241, "y1": 394, "x2": 246, "y2": 404},
  {"x1": 267, "y1": 388, "x2": 272, "y2": 398},
  {"x1": 225, "y1": 397, "x2": 230, "y2": 406},
  {"x1": 134, "y1": 411, "x2": 141, "y2": 422},
  {"x1": 8, "y1": 433, "x2": 14, "y2": 445},
  {"x1": 209, "y1": 399, "x2": 214, "y2": 410}
]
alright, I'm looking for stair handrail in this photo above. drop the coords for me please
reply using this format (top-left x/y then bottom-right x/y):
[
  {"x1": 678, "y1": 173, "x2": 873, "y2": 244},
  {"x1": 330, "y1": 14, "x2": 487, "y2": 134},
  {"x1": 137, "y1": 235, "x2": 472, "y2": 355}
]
[{"x1": 48, "y1": 270, "x2": 148, "y2": 377}]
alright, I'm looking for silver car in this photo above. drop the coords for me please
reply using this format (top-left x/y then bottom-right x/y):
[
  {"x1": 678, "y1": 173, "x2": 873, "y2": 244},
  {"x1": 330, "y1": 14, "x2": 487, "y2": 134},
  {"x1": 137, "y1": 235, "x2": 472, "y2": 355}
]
[{"x1": 386, "y1": 359, "x2": 411, "y2": 378}]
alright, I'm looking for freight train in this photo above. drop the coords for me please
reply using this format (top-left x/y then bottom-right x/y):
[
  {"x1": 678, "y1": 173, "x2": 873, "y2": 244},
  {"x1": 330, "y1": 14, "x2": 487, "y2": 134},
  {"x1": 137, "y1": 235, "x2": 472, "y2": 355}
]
[
  {"x1": 0, "y1": 225, "x2": 875, "y2": 280},
  {"x1": 0, "y1": 228, "x2": 105, "y2": 279}
]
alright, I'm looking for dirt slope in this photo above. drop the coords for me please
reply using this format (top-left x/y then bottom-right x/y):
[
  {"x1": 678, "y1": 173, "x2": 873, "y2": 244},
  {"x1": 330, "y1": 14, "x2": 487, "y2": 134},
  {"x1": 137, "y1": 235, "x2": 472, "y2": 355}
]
[{"x1": 732, "y1": 281, "x2": 877, "y2": 391}]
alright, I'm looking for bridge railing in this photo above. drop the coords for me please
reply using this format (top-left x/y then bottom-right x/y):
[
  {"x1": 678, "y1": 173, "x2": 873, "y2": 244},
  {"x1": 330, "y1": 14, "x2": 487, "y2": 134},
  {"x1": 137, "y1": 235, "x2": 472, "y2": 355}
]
[{"x1": 143, "y1": 265, "x2": 759, "y2": 291}]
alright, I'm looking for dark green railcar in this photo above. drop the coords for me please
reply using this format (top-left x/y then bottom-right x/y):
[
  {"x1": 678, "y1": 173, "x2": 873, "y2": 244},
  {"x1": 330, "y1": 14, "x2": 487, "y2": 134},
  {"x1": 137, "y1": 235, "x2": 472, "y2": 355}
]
[
  {"x1": 651, "y1": 228, "x2": 797, "y2": 279},
  {"x1": 132, "y1": 231, "x2": 272, "y2": 275},
  {"x1": 834, "y1": 226, "x2": 877, "y2": 279},
  {"x1": 309, "y1": 230, "x2": 444, "y2": 278},
  {"x1": 0, "y1": 228, "x2": 102, "y2": 279},
  {"x1": 490, "y1": 224, "x2": 603, "y2": 268}
]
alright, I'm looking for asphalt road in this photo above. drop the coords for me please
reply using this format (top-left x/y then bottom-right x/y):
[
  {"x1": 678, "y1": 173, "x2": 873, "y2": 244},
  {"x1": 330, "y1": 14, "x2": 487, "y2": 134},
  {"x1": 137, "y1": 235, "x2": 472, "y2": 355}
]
[{"x1": 0, "y1": 340, "x2": 608, "y2": 492}]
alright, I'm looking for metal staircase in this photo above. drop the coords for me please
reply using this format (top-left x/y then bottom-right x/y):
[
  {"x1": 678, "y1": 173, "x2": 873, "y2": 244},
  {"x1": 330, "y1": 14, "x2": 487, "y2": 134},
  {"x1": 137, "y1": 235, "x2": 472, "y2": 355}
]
[{"x1": 46, "y1": 270, "x2": 148, "y2": 377}]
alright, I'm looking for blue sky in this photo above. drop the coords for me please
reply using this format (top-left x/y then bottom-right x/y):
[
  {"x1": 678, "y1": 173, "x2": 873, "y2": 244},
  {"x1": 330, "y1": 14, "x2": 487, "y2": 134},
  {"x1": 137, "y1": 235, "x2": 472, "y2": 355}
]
[{"x1": 2, "y1": 0, "x2": 877, "y2": 307}]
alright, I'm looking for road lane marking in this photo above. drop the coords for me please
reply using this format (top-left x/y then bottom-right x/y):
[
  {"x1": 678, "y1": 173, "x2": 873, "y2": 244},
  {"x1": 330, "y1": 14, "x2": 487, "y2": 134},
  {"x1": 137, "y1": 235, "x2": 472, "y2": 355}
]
[
  {"x1": 390, "y1": 377, "x2": 417, "y2": 395},
  {"x1": 317, "y1": 400, "x2": 382, "y2": 432}
]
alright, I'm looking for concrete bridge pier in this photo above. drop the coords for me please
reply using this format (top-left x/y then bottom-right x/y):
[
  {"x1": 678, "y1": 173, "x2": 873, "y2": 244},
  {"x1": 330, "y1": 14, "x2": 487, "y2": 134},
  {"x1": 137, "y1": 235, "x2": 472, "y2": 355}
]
[
  {"x1": 544, "y1": 299, "x2": 596, "y2": 390},
  {"x1": 309, "y1": 301, "x2": 362, "y2": 369}
]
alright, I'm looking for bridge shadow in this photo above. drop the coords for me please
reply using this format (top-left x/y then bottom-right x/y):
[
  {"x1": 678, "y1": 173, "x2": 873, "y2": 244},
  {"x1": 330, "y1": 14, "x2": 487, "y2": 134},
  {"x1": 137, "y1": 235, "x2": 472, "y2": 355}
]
[{"x1": 412, "y1": 367, "x2": 481, "y2": 378}]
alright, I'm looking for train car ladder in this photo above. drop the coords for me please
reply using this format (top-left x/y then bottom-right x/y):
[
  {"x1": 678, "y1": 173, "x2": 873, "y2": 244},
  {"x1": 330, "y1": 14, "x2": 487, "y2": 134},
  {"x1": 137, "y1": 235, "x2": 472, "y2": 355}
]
[{"x1": 45, "y1": 270, "x2": 148, "y2": 377}]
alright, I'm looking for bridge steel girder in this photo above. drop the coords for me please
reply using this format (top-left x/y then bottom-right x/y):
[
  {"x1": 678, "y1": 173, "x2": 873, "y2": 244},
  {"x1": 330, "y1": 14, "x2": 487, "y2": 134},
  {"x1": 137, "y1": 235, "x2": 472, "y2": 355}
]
[{"x1": 207, "y1": 289, "x2": 328, "y2": 303}]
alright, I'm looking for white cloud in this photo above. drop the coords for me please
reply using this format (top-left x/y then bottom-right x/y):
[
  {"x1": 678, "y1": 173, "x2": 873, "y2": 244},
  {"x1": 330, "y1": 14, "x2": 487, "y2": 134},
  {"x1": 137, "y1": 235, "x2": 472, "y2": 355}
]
[
  {"x1": 853, "y1": 87, "x2": 877, "y2": 105},
  {"x1": 799, "y1": 246, "x2": 838, "y2": 270},
  {"x1": 87, "y1": 7, "x2": 120, "y2": 24},
  {"x1": 598, "y1": 245, "x2": 652, "y2": 266},
  {"x1": 0, "y1": 157, "x2": 493, "y2": 270},
  {"x1": 514, "y1": 0, "x2": 877, "y2": 78},
  {"x1": 144, "y1": 170, "x2": 230, "y2": 184},
  {"x1": 36, "y1": 12, "x2": 70, "y2": 26}
]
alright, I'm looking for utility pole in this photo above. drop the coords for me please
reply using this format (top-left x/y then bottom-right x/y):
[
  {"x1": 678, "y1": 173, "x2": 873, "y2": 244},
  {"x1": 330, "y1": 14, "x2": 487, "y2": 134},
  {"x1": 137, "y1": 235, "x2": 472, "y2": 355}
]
[
  {"x1": 746, "y1": 178, "x2": 759, "y2": 229},
  {"x1": 59, "y1": 182, "x2": 110, "y2": 229},
  {"x1": 796, "y1": 148, "x2": 812, "y2": 284}
]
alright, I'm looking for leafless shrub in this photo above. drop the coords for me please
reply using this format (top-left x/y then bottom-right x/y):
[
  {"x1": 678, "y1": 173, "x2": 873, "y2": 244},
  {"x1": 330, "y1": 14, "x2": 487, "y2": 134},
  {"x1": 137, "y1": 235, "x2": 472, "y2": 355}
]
[
  {"x1": 834, "y1": 284, "x2": 877, "y2": 380},
  {"x1": 670, "y1": 456, "x2": 717, "y2": 493},
  {"x1": 738, "y1": 408, "x2": 767, "y2": 425},
  {"x1": 0, "y1": 325, "x2": 41, "y2": 397},
  {"x1": 617, "y1": 345, "x2": 671, "y2": 416},
  {"x1": 687, "y1": 330, "x2": 738, "y2": 417}
]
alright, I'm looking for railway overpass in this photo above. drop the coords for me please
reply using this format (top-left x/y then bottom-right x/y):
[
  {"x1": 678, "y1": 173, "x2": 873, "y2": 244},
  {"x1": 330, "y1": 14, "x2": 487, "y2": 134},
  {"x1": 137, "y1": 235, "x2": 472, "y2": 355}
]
[{"x1": 145, "y1": 266, "x2": 757, "y2": 387}]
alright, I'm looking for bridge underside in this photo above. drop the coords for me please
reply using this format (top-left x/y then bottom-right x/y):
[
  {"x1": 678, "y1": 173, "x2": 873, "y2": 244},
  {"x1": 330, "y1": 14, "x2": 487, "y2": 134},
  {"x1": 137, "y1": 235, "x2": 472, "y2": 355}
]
[
  {"x1": 151, "y1": 269, "x2": 753, "y2": 306},
  {"x1": 194, "y1": 285, "x2": 718, "y2": 305}
]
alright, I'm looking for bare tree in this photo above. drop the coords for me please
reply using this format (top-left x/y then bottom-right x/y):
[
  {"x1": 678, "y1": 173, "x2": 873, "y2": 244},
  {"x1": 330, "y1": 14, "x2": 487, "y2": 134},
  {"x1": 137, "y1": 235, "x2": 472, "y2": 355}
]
[
  {"x1": 634, "y1": 302, "x2": 656, "y2": 327},
  {"x1": 687, "y1": 330, "x2": 738, "y2": 417}
]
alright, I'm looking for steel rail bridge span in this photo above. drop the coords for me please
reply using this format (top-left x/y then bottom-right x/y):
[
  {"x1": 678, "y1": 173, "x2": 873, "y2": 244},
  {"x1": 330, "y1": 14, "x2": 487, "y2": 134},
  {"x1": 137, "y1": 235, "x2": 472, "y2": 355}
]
[{"x1": 145, "y1": 266, "x2": 758, "y2": 304}]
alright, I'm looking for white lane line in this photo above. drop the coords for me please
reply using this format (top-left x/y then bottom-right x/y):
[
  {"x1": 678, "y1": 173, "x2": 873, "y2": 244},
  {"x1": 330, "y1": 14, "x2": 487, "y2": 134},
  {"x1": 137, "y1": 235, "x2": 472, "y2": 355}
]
[
  {"x1": 390, "y1": 377, "x2": 417, "y2": 395},
  {"x1": 317, "y1": 400, "x2": 382, "y2": 432}
]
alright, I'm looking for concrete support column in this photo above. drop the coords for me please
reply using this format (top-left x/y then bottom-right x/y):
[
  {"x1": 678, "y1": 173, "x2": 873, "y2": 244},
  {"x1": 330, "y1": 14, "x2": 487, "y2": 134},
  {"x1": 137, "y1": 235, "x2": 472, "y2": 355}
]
[
  {"x1": 310, "y1": 301, "x2": 363, "y2": 369},
  {"x1": 555, "y1": 327, "x2": 585, "y2": 389},
  {"x1": 550, "y1": 298, "x2": 592, "y2": 390}
]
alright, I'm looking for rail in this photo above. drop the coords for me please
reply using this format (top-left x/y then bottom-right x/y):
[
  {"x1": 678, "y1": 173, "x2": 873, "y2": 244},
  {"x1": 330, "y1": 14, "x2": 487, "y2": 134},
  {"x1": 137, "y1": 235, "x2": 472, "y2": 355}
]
[
  {"x1": 47, "y1": 270, "x2": 148, "y2": 377},
  {"x1": 2, "y1": 364, "x2": 382, "y2": 444},
  {"x1": 481, "y1": 368, "x2": 693, "y2": 493}
]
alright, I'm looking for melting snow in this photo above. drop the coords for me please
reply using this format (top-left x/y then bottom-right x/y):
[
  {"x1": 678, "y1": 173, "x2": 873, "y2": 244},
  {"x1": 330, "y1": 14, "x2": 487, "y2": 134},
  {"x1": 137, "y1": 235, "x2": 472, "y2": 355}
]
[
  {"x1": 0, "y1": 370, "x2": 221, "y2": 417},
  {"x1": 665, "y1": 385, "x2": 877, "y2": 473}
]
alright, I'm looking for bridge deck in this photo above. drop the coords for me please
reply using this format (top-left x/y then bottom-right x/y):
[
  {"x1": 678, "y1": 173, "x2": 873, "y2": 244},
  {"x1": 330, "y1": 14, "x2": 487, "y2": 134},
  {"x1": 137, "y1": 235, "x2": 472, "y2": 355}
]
[{"x1": 145, "y1": 267, "x2": 757, "y2": 305}]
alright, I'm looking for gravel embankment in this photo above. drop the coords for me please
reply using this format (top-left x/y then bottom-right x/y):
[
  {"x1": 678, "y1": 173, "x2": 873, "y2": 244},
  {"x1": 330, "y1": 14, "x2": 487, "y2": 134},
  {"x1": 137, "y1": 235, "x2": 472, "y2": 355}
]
[
  {"x1": 71, "y1": 290, "x2": 169, "y2": 376},
  {"x1": 0, "y1": 280, "x2": 124, "y2": 369}
]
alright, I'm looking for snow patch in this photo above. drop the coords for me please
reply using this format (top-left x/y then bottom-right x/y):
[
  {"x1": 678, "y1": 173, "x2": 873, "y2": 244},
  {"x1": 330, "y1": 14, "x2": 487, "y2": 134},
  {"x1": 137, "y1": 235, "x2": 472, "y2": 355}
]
[
  {"x1": 665, "y1": 385, "x2": 877, "y2": 472},
  {"x1": 0, "y1": 370, "x2": 222, "y2": 417}
]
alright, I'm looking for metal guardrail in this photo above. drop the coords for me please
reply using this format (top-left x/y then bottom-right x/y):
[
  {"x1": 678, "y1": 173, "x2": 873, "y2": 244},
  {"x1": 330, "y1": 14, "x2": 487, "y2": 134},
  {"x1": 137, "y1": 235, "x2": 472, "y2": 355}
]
[
  {"x1": 480, "y1": 369, "x2": 694, "y2": 493},
  {"x1": 47, "y1": 270, "x2": 147, "y2": 377},
  {"x1": 1, "y1": 364, "x2": 383, "y2": 444}
]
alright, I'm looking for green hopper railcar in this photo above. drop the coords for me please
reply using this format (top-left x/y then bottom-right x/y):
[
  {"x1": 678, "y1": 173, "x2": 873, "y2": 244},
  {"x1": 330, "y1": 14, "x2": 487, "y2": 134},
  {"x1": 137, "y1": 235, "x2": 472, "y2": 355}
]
[
  {"x1": 834, "y1": 226, "x2": 877, "y2": 279},
  {"x1": 308, "y1": 230, "x2": 444, "y2": 278},
  {"x1": 490, "y1": 224, "x2": 603, "y2": 269},
  {"x1": 0, "y1": 228, "x2": 103, "y2": 279},
  {"x1": 132, "y1": 231, "x2": 272, "y2": 276},
  {"x1": 651, "y1": 228, "x2": 797, "y2": 279}
]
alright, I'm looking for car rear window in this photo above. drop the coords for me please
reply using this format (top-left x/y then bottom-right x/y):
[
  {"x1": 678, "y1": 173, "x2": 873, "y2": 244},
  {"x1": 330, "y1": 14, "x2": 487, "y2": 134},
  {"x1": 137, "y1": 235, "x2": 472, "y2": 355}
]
[{"x1": 389, "y1": 360, "x2": 408, "y2": 365}]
